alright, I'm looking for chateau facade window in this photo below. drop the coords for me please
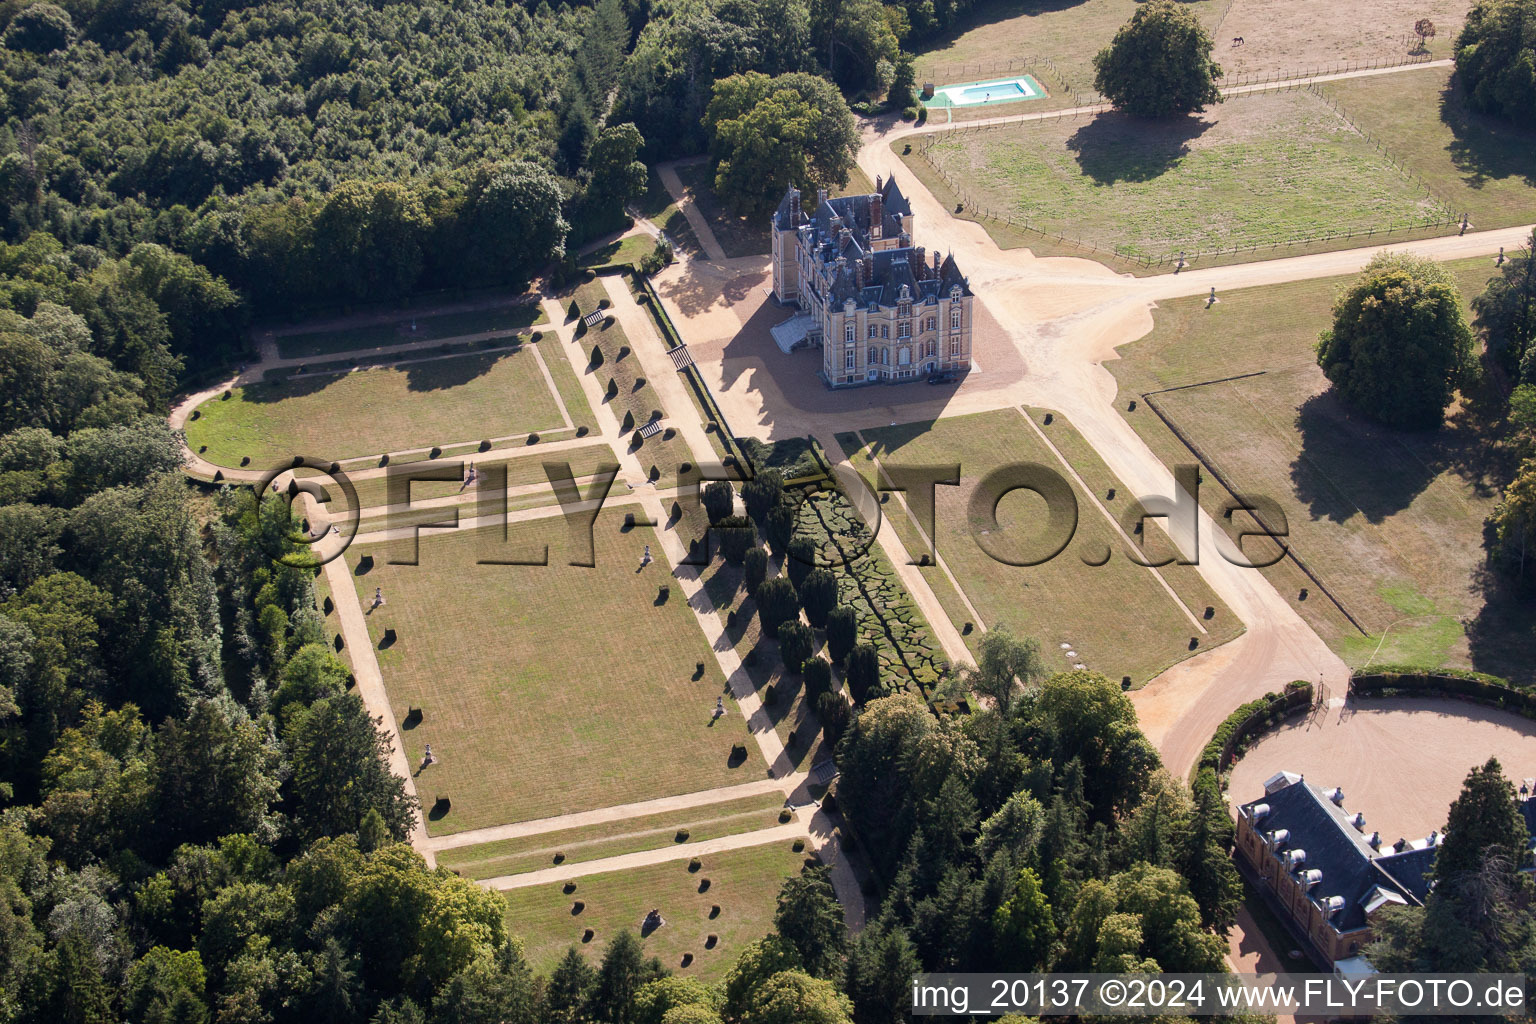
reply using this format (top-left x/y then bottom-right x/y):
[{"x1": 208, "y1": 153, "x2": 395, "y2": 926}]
[
  {"x1": 845, "y1": 349, "x2": 856, "y2": 369},
  {"x1": 897, "y1": 320, "x2": 911, "y2": 339},
  {"x1": 844, "y1": 323, "x2": 855, "y2": 342},
  {"x1": 951, "y1": 307, "x2": 963, "y2": 329},
  {"x1": 950, "y1": 338, "x2": 962, "y2": 356},
  {"x1": 867, "y1": 324, "x2": 879, "y2": 339}
]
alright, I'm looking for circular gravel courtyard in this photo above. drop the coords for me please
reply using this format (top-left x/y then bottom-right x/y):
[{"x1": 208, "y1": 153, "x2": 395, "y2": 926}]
[{"x1": 1227, "y1": 695, "x2": 1536, "y2": 844}]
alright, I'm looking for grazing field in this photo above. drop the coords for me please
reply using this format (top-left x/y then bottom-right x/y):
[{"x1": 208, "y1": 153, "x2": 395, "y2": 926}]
[
  {"x1": 275, "y1": 302, "x2": 548, "y2": 360},
  {"x1": 671, "y1": 161, "x2": 771, "y2": 259},
  {"x1": 911, "y1": 0, "x2": 1463, "y2": 89},
  {"x1": 912, "y1": 0, "x2": 1226, "y2": 100},
  {"x1": 187, "y1": 348, "x2": 567, "y2": 468},
  {"x1": 501, "y1": 843, "x2": 809, "y2": 981},
  {"x1": 439, "y1": 792, "x2": 788, "y2": 879},
  {"x1": 1218, "y1": 0, "x2": 1468, "y2": 75},
  {"x1": 843, "y1": 409, "x2": 1244, "y2": 686},
  {"x1": 345, "y1": 515, "x2": 761, "y2": 834},
  {"x1": 1108, "y1": 256, "x2": 1535, "y2": 680},
  {"x1": 1319, "y1": 65, "x2": 1536, "y2": 230},
  {"x1": 916, "y1": 91, "x2": 1450, "y2": 261}
]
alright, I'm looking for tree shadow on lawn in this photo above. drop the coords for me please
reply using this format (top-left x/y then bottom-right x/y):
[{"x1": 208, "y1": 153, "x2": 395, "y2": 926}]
[
  {"x1": 402, "y1": 350, "x2": 507, "y2": 392},
  {"x1": 1066, "y1": 111, "x2": 1211, "y2": 186},
  {"x1": 1463, "y1": 531, "x2": 1536, "y2": 686},
  {"x1": 233, "y1": 349, "x2": 507, "y2": 404},
  {"x1": 1289, "y1": 391, "x2": 1508, "y2": 525},
  {"x1": 1440, "y1": 80, "x2": 1536, "y2": 191}
]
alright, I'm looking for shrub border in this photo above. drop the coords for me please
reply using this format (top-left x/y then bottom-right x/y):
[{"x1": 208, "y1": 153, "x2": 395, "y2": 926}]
[
  {"x1": 1349, "y1": 666, "x2": 1536, "y2": 718},
  {"x1": 1192, "y1": 680, "x2": 1314, "y2": 786}
]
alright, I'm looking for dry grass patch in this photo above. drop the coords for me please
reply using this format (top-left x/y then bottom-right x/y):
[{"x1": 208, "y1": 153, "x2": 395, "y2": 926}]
[
  {"x1": 501, "y1": 843, "x2": 808, "y2": 982},
  {"x1": 1218, "y1": 0, "x2": 1467, "y2": 75},
  {"x1": 1108, "y1": 256, "x2": 1536, "y2": 679},
  {"x1": 187, "y1": 348, "x2": 565, "y2": 469},
  {"x1": 345, "y1": 514, "x2": 761, "y2": 834},
  {"x1": 439, "y1": 791, "x2": 787, "y2": 879},
  {"x1": 847, "y1": 409, "x2": 1242, "y2": 686},
  {"x1": 325, "y1": 444, "x2": 618, "y2": 514}
]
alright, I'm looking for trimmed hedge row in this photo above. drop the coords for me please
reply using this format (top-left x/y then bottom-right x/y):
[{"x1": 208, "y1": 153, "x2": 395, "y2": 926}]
[
  {"x1": 1350, "y1": 667, "x2": 1536, "y2": 718},
  {"x1": 1193, "y1": 680, "x2": 1313, "y2": 785}
]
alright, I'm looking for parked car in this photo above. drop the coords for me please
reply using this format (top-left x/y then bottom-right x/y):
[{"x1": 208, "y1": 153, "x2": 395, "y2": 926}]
[{"x1": 927, "y1": 370, "x2": 955, "y2": 385}]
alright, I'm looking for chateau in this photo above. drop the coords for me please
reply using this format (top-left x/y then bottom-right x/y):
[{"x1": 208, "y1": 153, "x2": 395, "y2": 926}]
[{"x1": 770, "y1": 177, "x2": 974, "y2": 387}]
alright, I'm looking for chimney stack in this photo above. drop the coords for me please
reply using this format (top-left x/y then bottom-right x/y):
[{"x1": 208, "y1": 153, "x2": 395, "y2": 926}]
[{"x1": 870, "y1": 193, "x2": 883, "y2": 238}]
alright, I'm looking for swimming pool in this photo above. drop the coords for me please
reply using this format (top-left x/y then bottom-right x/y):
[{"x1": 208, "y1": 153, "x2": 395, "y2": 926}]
[
  {"x1": 925, "y1": 75, "x2": 1046, "y2": 109},
  {"x1": 957, "y1": 81, "x2": 1028, "y2": 102}
]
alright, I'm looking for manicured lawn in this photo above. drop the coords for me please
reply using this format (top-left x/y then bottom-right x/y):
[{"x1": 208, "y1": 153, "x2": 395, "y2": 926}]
[
  {"x1": 917, "y1": 90, "x2": 1450, "y2": 261},
  {"x1": 569, "y1": 278, "x2": 612, "y2": 322},
  {"x1": 327, "y1": 443, "x2": 618, "y2": 513},
  {"x1": 439, "y1": 792, "x2": 788, "y2": 879},
  {"x1": 671, "y1": 161, "x2": 771, "y2": 259},
  {"x1": 1320, "y1": 65, "x2": 1536, "y2": 231},
  {"x1": 275, "y1": 301, "x2": 548, "y2": 359},
  {"x1": 501, "y1": 842, "x2": 809, "y2": 981},
  {"x1": 580, "y1": 233, "x2": 656, "y2": 272},
  {"x1": 635, "y1": 167, "x2": 704, "y2": 256},
  {"x1": 345, "y1": 515, "x2": 762, "y2": 834},
  {"x1": 1107, "y1": 256, "x2": 1536, "y2": 680},
  {"x1": 542, "y1": 340, "x2": 599, "y2": 434},
  {"x1": 844, "y1": 409, "x2": 1244, "y2": 686},
  {"x1": 186, "y1": 348, "x2": 567, "y2": 469},
  {"x1": 832, "y1": 165, "x2": 877, "y2": 199},
  {"x1": 583, "y1": 316, "x2": 669, "y2": 437}
]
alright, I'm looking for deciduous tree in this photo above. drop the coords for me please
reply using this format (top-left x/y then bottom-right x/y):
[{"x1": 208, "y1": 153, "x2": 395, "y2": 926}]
[
  {"x1": 1317, "y1": 252, "x2": 1476, "y2": 428},
  {"x1": 1092, "y1": 0, "x2": 1222, "y2": 117},
  {"x1": 1455, "y1": 0, "x2": 1536, "y2": 126}
]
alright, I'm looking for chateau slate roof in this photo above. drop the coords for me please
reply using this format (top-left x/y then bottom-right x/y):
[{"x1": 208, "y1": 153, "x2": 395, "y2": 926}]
[
  {"x1": 880, "y1": 174, "x2": 912, "y2": 217},
  {"x1": 1241, "y1": 778, "x2": 1420, "y2": 935},
  {"x1": 774, "y1": 177, "x2": 970, "y2": 311},
  {"x1": 1373, "y1": 846, "x2": 1436, "y2": 903},
  {"x1": 773, "y1": 188, "x2": 801, "y2": 231}
]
